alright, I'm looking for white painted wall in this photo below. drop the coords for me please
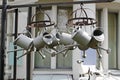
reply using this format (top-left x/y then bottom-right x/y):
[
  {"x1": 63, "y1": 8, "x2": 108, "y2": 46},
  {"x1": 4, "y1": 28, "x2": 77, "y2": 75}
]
[
  {"x1": 51, "y1": 5, "x2": 57, "y2": 69},
  {"x1": 8, "y1": 0, "x2": 37, "y2": 5},
  {"x1": 72, "y1": 2, "x2": 96, "y2": 77},
  {"x1": 101, "y1": 8, "x2": 109, "y2": 74},
  {"x1": 72, "y1": 0, "x2": 96, "y2": 80},
  {"x1": 114, "y1": 0, "x2": 120, "y2": 3},
  {"x1": 72, "y1": 48, "x2": 81, "y2": 80}
]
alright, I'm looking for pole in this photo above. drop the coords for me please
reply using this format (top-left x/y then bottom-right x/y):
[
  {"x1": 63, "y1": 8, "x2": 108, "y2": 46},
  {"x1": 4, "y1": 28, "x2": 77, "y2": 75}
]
[
  {"x1": 0, "y1": 0, "x2": 114, "y2": 9},
  {"x1": 26, "y1": 7, "x2": 32, "y2": 80},
  {"x1": 0, "y1": 0, "x2": 7, "y2": 80},
  {"x1": 8, "y1": 0, "x2": 114, "y2": 9},
  {"x1": 13, "y1": 9, "x2": 18, "y2": 80}
]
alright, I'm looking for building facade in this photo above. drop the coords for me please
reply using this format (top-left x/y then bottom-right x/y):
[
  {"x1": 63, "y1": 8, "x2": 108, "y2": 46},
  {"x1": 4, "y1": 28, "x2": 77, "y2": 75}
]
[{"x1": 1, "y1": 0, "x2": 120, "y2": 80}]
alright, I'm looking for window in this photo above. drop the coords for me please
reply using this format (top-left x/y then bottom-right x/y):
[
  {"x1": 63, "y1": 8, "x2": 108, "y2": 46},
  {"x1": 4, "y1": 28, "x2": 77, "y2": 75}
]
[
  {"x1": 34, "y1": 8, "x2": 52, "y2": 69},
  {"x1": 108, "y1": 13, "x2": 117, "y2": 69},
  {"x1": 56, "y1": 7, "x2": 72, "y2": 69},
  {"x1": 34, "y1": 6, "x2": 73, "y2": 69}
]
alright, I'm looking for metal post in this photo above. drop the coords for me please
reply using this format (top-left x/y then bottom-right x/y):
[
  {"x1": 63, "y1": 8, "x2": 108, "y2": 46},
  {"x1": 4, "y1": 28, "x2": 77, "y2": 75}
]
[
  {"x1": 0, "y1": 0, "x2": 114, "y2": 9},
  {"x1": 7, "y1": 0, "x2": 114, "y2": 9},
  {"x1": 13, "y1": 9, "x2": 18, "y2": 80},
  {"x1": 26, "y1": 7, "x2": 32, "y2": 80},
  {"x1": 0, "y1": 0, "x2": 7, "y2": 80}
]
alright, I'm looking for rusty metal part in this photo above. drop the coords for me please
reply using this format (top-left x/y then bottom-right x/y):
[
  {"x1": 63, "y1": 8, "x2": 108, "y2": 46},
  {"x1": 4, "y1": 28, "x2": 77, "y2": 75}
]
[
  {"x1": 67, "y1": 17, "x2": 97, "y2": 26},
  {"x1": 28, "y1": 20, "x2": 55, "y2": 28},
  {"x1": 67, "y1": 4, "x2": 97, "y2": 26},
  {"x1": 28, "y1": 8, "x2": 55, "y2": 28}
]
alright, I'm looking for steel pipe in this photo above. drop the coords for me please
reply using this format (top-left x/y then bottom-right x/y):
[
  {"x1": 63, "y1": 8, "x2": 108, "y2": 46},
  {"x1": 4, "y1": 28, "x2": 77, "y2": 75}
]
[{"x1": 0, "y1": 0, "x2": 115, "y2": 9}]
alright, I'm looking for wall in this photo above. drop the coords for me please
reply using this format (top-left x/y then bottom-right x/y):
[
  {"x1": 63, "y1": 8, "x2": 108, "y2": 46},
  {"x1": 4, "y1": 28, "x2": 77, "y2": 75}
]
[
  {"x1": 72, "y1": 0, "x2": 96, "y2": 80},
  {"x1": 8, "y1": 0, "x2": 37, "y2": 5}
]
